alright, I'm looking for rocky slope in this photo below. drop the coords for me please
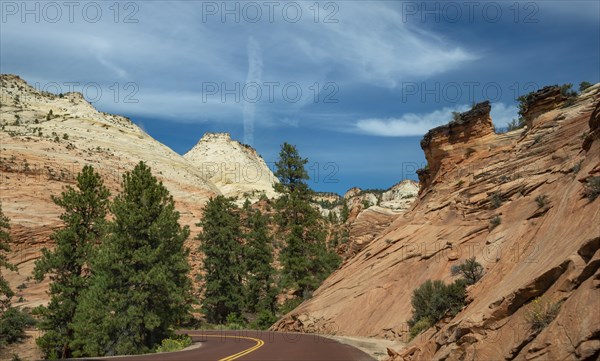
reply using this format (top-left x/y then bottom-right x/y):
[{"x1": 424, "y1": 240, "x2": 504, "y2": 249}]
[
  {"x1": 184, "y1": 132, "x2": 278, "y2": 202},
  {"x1": 272, "y1": 85, "x2": 600, "y2": 361},
  {"x1": 0, "y1": 74, "x2": 226, "y2": 312},
  {"x1": 316, "y1": 181, "x2": 419, "y2": 259}
]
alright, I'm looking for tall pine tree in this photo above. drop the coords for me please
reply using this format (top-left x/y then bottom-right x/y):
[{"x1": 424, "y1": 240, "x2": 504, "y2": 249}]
[
  {"x1": 34, "y1": 165, "x2": 109, "y2": 359},
  {"x1": 0, "y1": 203, "x2": 16, "y2": 316},
  {"x1": 274, "y1": 143, "x2": 340, "y2": 298},
  {"x1": 0, "y1": 204, "x2": 35, "y2": 346},
  {"x1": 72, "y1": 162, "x2": 192, "y2": 356},
  {"x1": 197, "y1": 195, "x2": 244, "y2": 324},
  {"x1": 243, "y1": 208, "x2": 277, "y2": 315}
]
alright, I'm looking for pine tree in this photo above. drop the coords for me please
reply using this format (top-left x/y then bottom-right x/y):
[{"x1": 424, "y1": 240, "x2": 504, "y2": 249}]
[
  {"x1": 71, "y1": 162, "x2": 192, "y2": 356},
  {"x1": 243, "y1": 209, "x2": 277, "y2": 315},
  {"x1": 33, "y1": 165, "x2": 109, "y2": 358},
  {"x1": 274, "y1": 143, "x2": 341, "y2": 298},
  {"x1": 0, "y1": 204, "x2": 35, "y2": 347},
  {"x1": 0, "y1": 203, "x2": 17, "y2": 315},
  {"x1": 197, "y1": 195, "x2": 244, "y2": 324}
]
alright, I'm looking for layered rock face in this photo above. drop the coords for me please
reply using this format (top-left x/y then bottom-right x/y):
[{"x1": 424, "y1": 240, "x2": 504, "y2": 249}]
[
  {"x1": 272, "y1": 85, "x2": 600, "y2": 361},
  {"x1": 0, "y1": 74, "x2": 220, "y2": 309},
  {"x1": 317, "y1": 182, "x2": 419, "y2": 259},
  {"x1": 520, "y1": 86, "x2": 567, "y2": 129},
  {"x1": 184, "y1": 132, "x2": 278, "y2": 201},
  {"x1": 418, "y1": 101, "x2": 496, "y2": 193}
]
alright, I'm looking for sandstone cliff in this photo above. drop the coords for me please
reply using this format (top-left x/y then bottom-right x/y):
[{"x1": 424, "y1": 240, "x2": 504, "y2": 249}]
[
  {"x1": 0, "y1": 74, "x2": 222, "y2": 312},
  {"x1": 316, "y1": 181, "x2": 419, "y2": 260},
  {"x1": 272, "y1": 85, "x2": 600, "y2": 361},
  {"x1": 184, "y1": 132, "x2": 278, "y2": 201}
]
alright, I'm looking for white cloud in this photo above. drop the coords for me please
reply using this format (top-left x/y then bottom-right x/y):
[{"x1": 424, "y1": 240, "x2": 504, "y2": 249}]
[
  {"x1": 356, "y1": 102, "x2": 518, "y2": 137},
  {"x1": 243, "y1": 36, "x2": 263, "y2": 146},
  {"x1": 490, "y1": 103, "x2": 519, "y2": 128}
]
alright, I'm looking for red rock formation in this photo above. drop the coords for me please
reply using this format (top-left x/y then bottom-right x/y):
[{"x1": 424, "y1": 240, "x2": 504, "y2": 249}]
[
  {"x1": 418, "y1": 101, "x2": 495, "y2": 193},
  {"x1": 271, "y1": 84, "x2": 600, "y2": 361},
  {"x1": 521, "y1": 85, "x2": 567, "y2": 129}
]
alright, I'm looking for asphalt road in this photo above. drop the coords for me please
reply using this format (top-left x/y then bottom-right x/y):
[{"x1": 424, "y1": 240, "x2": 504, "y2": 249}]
[{"x1": 84, "y1": 330, "x2": 376, "y2": 361}]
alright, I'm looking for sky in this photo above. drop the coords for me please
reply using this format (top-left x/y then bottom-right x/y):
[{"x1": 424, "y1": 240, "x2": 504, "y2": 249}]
[{"x1": 1, "y1": 0, "x2": 598, "y2": 194}]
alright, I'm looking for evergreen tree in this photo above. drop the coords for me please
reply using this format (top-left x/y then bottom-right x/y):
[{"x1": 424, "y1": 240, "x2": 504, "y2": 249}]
[
  {"x1": 196, "y1": 196, "x2": 244, "y2": 324},
  {"x1": 243, "y1": 209, "x2": 277, "y2": 315},
  {"x1": 33, "y1": 166, "x2": 109, "y2": 358},
  {"x1": 0, "y1": 204, "x2": 35, "y2": 347},
  {"x1": 274, "y1": 143, "x2": 341, "y2": 297},
  {"x1": 71, "y1": 162, "x2": 192, "y2": 356},
  {"x1": 0, "y1": 203, "x2": 17, "y2": 316}
]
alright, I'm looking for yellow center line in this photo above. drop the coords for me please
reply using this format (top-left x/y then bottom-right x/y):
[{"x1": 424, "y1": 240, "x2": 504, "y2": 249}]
[{"x1": 187, "y1": 333, "x2": 265, "y2": 361}]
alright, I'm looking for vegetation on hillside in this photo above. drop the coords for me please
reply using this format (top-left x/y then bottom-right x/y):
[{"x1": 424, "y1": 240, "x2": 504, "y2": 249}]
[
  {"x1": 0, "y1": 204, "x2": 36, "y2": 347},
  {"x1": 408, "y1": 258, "x2": 485, "y2": 339}
]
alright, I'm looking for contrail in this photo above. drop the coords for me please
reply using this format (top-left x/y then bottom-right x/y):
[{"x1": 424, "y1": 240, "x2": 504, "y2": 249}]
[{"x1": 243, "y1": 36, "x2": 263, "y2": 146}]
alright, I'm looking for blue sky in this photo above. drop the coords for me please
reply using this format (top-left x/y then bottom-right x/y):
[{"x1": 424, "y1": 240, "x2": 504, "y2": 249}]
[{"x1": 1, "y1": 1, "x2": 598, "y2": 194}]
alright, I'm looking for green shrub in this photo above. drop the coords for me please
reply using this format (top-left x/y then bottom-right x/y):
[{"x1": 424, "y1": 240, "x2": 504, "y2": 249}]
[
  {"x1": 155, "y1": 334, "x2": 193, "y2": 353},
  {"x1": 490, "y1": 192, "x2": 502, "y2": 209},
  {"x1": 408, "y1": 279, "x2": 467, "y2": 338},
  {"x1": 62, "y1": 133, "x2": 68, "y2": 140},
  {"x1": 560, "y1": 83, "x2": 577, "y2": 98},
  {"x1": 451, "y1": 257, "x2": 484, "y2": 285},
  {"x1": 506, "y1": 118, "x2": 525, "y2": 131},
  {"x1": 526, "y1": 298, "x2": 562, "y2": 332},
  {"x1": 489, "y1": 215, "x2": 501, "y2": 230},
  {"x1": 225, "y1": 313, "x2": 246, "y2": 330},
  {"x1": 250, "y1": 310, "x2": 278, "y2": 330},
  {"x1": 579, "y1": 81, "x2": 593, "y2": 92},
  {"x1": 535, "y1": 195, "x2": 548, "y2": 208},
  {"x1": 584, "y1": 176, "x2": 600, "y2": 201},
  {"x1": 409, "y1": 317, "x2": 432, "y2": 339},
  {"x1": 0, "y1": 307, "x2": 36, "y2": 345},
  {"x1": 280, "y1": 298, "x2": 303, "y2": 315}
]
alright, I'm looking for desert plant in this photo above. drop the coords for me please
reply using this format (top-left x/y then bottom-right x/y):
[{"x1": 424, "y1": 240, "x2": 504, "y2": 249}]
[
  {"x1": 0, "y1": 307, "x2": 36, "y2": 345},
  {"x1": 533, "y1": 134, "x2": 543, "y2": 144},
  {"x1": 526, "y1": 297, "x2": 562, "y2": 332},
  {"x1": 451, "y1": 257, "x2": 484, "y2": 285},
  {"x1": 155, "y1": 334, "x2": 192, "y2": 352},
  {"x1": 408, "y1": 279, "x2": 467, "y2": 338},
  {"x1": 409, "y1": 317, "x2": 432, "y2": 339},
  {"x1": 46, "y1": 110, "x2": 53, "y2": 121},
  {"x1": 456, "y1": 179, "x2": 465, "y2": 187},
  {"x1": 579, "y1": 81, "x2": 593, "y2": 92},
  {"x1": 535, "y1": 195, "x2": 549, "y2": 208},
  {"x1": 489, "y1": 215, "x2": 501, "y2": 230},
  {"x1": 583, "y1": 176, "x2": 600, "y2": 201},
  {"x1": 490, "y1": 192, "x2": 502, "y2": 209},
  {"x1": 63, "y1": 133, "x2": 68, "y2": 140},
  {"x1": 560, "y1": 83, "x2": 577, "y2": 98},
  {"x1": 506, "y1": 118, "x2": 525, "y2": 131},
  {"x1": 451, "y1": 111, "x2": 461, "y2": 122},
  {"x1": 572, "y1": 160, "x2": 583, "y2": 173}
]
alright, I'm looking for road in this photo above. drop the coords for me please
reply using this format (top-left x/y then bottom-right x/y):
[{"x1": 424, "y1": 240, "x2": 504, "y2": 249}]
[{"x1": 83, "y1": 330, "x2": 376, "y2": 361}]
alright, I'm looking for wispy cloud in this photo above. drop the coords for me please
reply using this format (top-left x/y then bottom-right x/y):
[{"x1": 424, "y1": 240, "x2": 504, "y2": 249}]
[
  {"x1": 355, "y1": 103, "x2": 518, "y2": 137},
  {"x1": 243, "y1": 37, "x2": 262, "y2": 146}
]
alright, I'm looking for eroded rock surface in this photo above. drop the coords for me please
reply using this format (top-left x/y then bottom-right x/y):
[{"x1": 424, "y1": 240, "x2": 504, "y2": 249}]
[{"x1": 272, "y1": 85, "x2": 600, "y2": 361}]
